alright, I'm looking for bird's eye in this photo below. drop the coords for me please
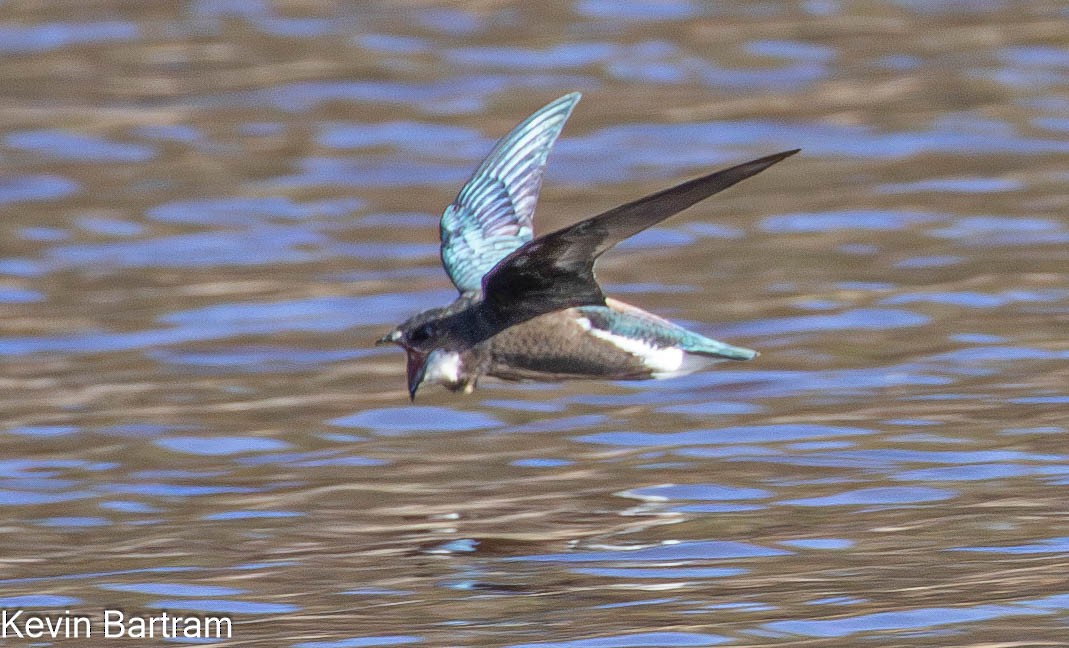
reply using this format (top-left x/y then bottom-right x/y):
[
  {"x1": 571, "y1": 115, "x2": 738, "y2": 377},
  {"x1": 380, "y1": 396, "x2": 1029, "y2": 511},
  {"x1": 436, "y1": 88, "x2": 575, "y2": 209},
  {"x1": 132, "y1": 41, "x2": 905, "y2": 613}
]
[{"x1": 409, "y1": 324, "x2": 432, "y2": 344}]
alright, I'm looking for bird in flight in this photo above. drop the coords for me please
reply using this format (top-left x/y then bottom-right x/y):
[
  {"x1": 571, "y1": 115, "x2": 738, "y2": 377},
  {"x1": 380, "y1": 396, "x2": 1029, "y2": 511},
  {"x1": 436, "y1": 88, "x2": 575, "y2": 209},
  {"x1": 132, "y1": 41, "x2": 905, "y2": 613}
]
[{"x1": 378, "y1": 92, "x2": 797, "y2": 399}]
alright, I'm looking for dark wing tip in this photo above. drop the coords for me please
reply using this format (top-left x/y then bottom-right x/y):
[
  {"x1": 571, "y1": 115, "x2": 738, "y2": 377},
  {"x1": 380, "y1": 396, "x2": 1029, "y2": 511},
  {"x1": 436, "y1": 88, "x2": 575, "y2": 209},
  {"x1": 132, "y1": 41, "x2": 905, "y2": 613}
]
[
  {"x1": 747, "y1": 148, "x2": 801, "y2": 169},
  {"x1": 695, "y1": 148, "x2": 797, "y2": 198}
]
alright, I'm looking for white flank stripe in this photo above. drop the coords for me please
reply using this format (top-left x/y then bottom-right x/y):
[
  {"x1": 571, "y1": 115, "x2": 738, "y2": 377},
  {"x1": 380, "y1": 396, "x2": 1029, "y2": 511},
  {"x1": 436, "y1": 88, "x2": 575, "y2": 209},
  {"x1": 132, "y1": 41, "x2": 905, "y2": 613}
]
[{"x1": 577, "y1": 318, "x2": 686, "y2": 377}]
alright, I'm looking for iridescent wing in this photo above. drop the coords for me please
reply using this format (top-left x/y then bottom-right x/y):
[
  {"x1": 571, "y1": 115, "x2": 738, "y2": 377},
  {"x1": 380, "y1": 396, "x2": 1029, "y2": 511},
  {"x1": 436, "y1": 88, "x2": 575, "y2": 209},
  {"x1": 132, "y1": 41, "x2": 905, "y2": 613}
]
[{"x1": 440, "y1": 93, "x2": 580, "y2": 294}]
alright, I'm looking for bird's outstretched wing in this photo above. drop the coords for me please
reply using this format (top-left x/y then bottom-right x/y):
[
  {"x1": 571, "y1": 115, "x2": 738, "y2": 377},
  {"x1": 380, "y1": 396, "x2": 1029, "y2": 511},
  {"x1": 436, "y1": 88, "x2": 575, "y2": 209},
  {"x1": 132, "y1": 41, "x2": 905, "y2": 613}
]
[
  {"x1": 440, "y1": 93, "x2": 581, "y2": 294},
  {"x1": 477, "y1": 149, "x2": 800, "y2": 331}
]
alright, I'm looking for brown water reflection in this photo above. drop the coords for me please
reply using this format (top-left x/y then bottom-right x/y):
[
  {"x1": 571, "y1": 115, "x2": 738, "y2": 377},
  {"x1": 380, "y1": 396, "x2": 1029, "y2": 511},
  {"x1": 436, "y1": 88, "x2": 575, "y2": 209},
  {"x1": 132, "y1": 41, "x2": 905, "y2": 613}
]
[{"x1": 2, "y1": 0, "x2": 1069, "y2": 646}]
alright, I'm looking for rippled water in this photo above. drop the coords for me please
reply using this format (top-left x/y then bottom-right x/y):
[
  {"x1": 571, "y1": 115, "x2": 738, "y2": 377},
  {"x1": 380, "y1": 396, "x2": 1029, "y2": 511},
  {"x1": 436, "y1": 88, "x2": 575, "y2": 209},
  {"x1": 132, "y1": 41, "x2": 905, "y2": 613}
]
[{"x1": 2, "y1": 1, "x2": 1068, "y2": 646}]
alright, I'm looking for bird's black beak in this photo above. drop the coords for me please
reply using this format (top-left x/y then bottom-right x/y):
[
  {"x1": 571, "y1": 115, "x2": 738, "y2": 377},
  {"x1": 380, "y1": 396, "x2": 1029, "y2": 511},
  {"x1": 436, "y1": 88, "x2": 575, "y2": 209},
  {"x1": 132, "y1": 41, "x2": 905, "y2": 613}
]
[
  {"x1": 376, "y1": 330, "x2": 400, "y2": 346},
  {"x1": 406, "y1": 350, "x2": 428, "y2": 402}
]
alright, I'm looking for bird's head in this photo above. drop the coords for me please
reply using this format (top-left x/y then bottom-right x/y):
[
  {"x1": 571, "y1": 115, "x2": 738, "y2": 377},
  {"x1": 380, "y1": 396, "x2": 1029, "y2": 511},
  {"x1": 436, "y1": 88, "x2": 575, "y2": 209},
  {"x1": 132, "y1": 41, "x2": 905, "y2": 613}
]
[{"x1": 376, "y1": 308, "x2": 466, "y2": 400}]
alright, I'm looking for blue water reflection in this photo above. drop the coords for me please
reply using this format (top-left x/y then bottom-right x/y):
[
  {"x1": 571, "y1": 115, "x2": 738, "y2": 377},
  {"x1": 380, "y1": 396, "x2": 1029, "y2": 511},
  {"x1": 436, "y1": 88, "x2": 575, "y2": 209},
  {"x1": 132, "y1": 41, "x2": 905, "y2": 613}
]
[
  {"x1": 955, "y1": 537, "x2": 1069, "y2": 554},
  {"x1": 715, "y1": 308, "x2": 929, "y2": 337},
  {"x1": 515, "y1": 540, "x2": 789, "y2": 562},
  {"x1": 576, "y1": 0, "x2": 702, "y2": 22},
  {"x1": 151, "y1": 347, "x2": 367, "y2": 373},
  {"x1": 5, "y1": 130, "x2": 156, "y2": 162},
  {"x1": 778, "y1": 538, "x2": 853, "y2": 550},
  {"x1": 7, "y1": 425, "x2": 78, "y2": 437},
  {"x1": 761, "y1": 210, "x2": 941, "y2": 232},
  {"x1": 511, "y1": 458, "x2": 575, "y2": 468},
  {"x1": 0, "y1": 594, "x2": 82, "y2": 607},
  {"x1": 148, "y1": 599, "x2": 299, "y2": 614},
  {"x1": 929, "y1": 216, "x2": 1069, "y2": 245},
  {"x1": 571, "y1": 567, "x2": 746, "y2": 579},
  {"x1": 508, "y1": 632, "x2": 729, "y2": 648},
  {"x1": 780, "y1": 486, "x2": 956, "y2": 507},
  {"x1": 148, "y1": 196, "x2": 365, "y2": 226},
  {"x1": 577, "y1": 424, "x2": 873, "y2": 447},
  {"x1": 155, "y1": 436, "x2": 292, "y2": 456},
  {"x1": 38, "y1": 516, "x2": 109, "y2": 528},
  {"x1": 0, "y1": 21, "x2": 138, "y2": 54},
  {"x1": 763, "y1": 603, "x2": 1045, "y2": 638},
  {"x1": 0, "y1": 293, "x2": 450, "y2": 356},
  {"x1": 623, "y1": 484, "x2": 771, "y2": 501},
  {"x1": 331, "y1": 407, "x2": 502, "y2": 435},
  {"x1": 99, "y1": 583, "x2": 245, "y2": 597},
  {"x1": 292, "y1": 637, "x2": 422, "y2": 648},
  {"x1": 879, "y1": 177, "x2": 1023, "y2": 194},
  {"x1": 0, "y1": 174, "x2": 80, "y2": 205}
]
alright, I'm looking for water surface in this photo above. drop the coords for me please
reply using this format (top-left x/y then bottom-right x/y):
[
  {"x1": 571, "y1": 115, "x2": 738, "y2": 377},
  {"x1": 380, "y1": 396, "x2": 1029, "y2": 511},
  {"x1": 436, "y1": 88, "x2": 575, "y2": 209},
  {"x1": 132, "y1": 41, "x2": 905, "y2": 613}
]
[{"x1": 1, "y1": 1, "x2": 1068, "y2": 646}]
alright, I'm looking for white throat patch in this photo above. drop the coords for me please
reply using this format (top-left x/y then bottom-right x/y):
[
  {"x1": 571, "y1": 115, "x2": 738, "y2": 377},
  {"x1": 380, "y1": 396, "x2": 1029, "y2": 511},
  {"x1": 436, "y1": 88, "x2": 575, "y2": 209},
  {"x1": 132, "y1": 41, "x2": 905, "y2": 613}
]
[{"x1": 422, "y1": 350, "x2": 463, "y2": 387}]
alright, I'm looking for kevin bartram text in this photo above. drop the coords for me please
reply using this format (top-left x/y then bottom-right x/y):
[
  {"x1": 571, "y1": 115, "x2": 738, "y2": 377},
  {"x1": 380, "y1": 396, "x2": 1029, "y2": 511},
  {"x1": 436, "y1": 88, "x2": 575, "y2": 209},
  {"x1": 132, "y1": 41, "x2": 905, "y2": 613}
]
[{"x1": 1, "y1": 609, "x2": 232, "y2": 639}]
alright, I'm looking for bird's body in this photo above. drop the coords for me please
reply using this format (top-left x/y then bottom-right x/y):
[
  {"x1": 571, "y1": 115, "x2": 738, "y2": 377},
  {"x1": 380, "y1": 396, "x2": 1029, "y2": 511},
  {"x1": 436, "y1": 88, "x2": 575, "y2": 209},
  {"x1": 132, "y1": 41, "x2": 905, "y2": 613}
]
[
  {"x1": 419, "y1": 298, "x2": 757, "y2": 393},
  {"x1": 377, "y1": 93, "x2": 797, "y2": 398}
]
